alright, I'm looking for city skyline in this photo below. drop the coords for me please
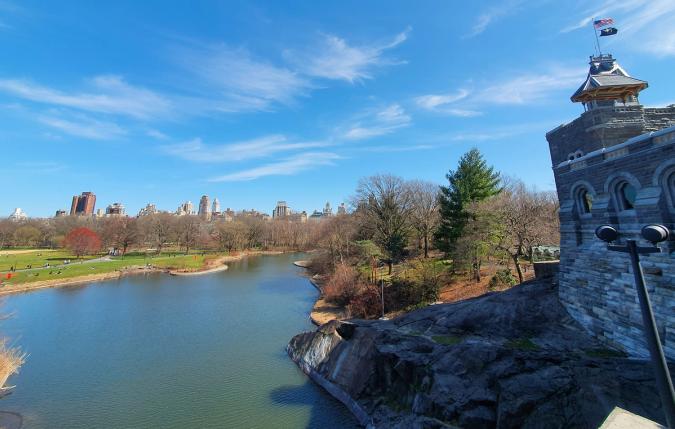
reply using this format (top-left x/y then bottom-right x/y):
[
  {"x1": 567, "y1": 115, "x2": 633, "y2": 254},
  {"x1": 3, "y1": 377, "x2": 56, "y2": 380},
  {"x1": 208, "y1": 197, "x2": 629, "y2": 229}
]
[{"x1": 3, "y1": 1, "x2": 675, "y2": 217}]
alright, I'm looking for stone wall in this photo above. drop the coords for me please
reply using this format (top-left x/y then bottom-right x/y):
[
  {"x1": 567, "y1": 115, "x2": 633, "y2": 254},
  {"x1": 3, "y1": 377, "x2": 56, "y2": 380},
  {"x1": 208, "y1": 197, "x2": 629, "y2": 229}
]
[{"x1": 547, "y1": 109, "x2": 675, "y2": 359}]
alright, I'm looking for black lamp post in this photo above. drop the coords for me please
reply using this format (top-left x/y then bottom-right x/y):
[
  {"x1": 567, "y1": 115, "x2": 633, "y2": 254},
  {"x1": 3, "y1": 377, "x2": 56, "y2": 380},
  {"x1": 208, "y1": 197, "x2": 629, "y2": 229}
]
[{"x1": 595, "y1": 224, "x2": 675, "y2": 427}]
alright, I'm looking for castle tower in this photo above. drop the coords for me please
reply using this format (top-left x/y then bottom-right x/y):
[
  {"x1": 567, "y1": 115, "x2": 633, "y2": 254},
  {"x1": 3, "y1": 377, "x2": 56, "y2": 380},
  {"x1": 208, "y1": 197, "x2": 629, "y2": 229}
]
[{"x1": 546, "y1": 53, "x2": 675, "y2": 359}]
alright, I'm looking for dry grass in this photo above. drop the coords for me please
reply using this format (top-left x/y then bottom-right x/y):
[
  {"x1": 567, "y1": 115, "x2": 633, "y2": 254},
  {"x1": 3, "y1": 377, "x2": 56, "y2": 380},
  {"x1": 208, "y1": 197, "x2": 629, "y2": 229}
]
[
  {"x1": 439, "y1": 262, "x2": 535, "y2": 303},
  {"x1": 0, "y1": 339, "x2": 24, "y2": 391}
]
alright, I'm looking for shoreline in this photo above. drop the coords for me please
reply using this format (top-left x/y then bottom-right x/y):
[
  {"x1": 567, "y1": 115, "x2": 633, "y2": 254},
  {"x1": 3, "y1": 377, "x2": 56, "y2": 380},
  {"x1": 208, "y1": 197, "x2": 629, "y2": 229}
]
[
  {"x1": 0, "y1": 249, "x2": 292, "y2": 296},
  {"x1": 294, "y1": 261, "x2": 347, "y2": 326}
]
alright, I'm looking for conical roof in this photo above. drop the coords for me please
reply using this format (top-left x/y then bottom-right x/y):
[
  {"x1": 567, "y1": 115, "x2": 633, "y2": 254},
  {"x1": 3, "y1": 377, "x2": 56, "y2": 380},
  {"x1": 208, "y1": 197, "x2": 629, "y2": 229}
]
[{"x1": 571, "y1": 54, "x2": 647, "y2": 103}]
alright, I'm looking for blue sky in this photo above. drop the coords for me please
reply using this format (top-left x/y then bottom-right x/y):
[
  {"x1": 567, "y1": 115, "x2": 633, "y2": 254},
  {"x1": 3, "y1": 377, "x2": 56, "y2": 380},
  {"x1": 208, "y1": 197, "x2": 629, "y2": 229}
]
[{"x1": 2, "y1": 0, "x2": 674, "y2": 217}]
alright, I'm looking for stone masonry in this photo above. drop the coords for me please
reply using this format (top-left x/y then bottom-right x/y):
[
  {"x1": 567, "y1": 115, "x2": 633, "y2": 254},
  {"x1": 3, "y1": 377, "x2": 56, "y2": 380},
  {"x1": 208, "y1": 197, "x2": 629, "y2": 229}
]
[{"x1": 546, "y1": 54, "x2": 675, "y2": 359}]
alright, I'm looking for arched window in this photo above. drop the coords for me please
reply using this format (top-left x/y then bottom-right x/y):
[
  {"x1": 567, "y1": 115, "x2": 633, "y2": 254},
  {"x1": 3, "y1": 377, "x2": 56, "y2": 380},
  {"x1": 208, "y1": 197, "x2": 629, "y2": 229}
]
[
  {"x1": 615, "y1": 181, "x2": 637, "y2": 211},
  {"x1": 576, "y1": 188, "x2": 593, "y2": 215},
  {"x1": 667, "y1": 170, "x2": 675, "y2": 209}
]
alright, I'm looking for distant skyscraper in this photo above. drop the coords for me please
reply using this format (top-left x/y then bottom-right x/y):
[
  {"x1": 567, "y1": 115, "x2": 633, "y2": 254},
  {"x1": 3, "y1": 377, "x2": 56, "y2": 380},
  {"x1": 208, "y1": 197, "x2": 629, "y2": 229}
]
[
  {"x1": 106, "y1": 203, "x2": 126, "y2": 216},
  {"x1": 70, "y1": 192, "x2": 96, "y2": 216},
  {"x1": 55, "y1": 209, "x2": 67, "y2": 218},
  {"x1": 337, "y1": 203, "x2": 347, "y2": 215},
  {"x1": 138, "y1": 203, "x2": 157, "y2": 217},
  {"x1": 199, "y1": 195, "x2": 211, "y2": 220},
  {"x1": 8, "y1": 208, "x2": 27, "y2": 221},
  {"x1": 323, "y1": 202, "x2": 333, "y2": 216},
  {"x1": 274, "y1": 201, "x2": 289, "y2": 218},
  {"x1": 212, "y1": 198, "x2": 220, "y2": 215}
]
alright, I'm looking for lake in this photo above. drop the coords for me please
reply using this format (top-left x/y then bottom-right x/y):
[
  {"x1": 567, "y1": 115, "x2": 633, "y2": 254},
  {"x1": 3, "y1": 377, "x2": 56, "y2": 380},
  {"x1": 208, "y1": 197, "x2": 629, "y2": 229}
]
[{"x1": 0, "y1": 253, "x2": 357, "y2": 428}]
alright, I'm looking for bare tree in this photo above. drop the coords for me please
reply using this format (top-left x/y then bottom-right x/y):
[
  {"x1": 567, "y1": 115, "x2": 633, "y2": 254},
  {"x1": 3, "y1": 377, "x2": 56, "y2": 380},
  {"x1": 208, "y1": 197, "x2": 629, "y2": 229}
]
[
  {"x1": 494, "y1": 179, "x2": 560, "y2": 283},
  {"x1": 354, "y1": 174, "x2": 413, "y2": 274},
  {"x1": 407, "y1": 180, "x2": 440, "y2": 258},
  {"x1": 176, "y1": 215, "x2": 200, "y2": 254},
  {"x1": 214, "y1": 221, "x2": 249, "y2": 252}
]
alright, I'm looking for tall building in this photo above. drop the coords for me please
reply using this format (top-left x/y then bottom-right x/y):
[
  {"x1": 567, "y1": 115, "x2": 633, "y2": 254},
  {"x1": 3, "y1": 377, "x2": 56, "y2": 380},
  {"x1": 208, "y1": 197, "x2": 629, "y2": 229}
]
[
  {"x1": 212, "y1": 198, "x2": 220, "y2": 215},
  {"x1": 323, "y1": 202, "x2": 333, "y2": 216},
  {"x1": 70, "y1": 192, "x2": 96, "y2": 216},
  {"x1": 106, "y1": 203, "x2": 126, "y2": 216},
  {"x1": 138, "y1": 203, "x2": 157, "y2": 217},
  {"x1": 8, "y1": 208, "x2": 27, "y2": 221},
  {"x1": 176, "y1": 201, "x2": 194, "y2": 216},
  {"x1": 337, "y1": 203, "x2": 347, "y2": 215},
  {"x1": 199, "y1": 195, "x2": 211, "y2": 220},
  {"x1": 546, "y1": 53, "x2": 675, "y2": 359},
  {"x1": 54, "y1": 209, "x2": 67, "y2": 218},
  {"x1": 274, "y1": 201, "x2": 290, "y2": 218}
]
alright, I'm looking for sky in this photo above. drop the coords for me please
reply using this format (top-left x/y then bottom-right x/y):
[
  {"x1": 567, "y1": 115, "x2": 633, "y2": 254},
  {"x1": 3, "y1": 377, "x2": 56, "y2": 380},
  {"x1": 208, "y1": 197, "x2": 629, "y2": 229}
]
[{"x1": 2, "y1": 0, "x2": 675, "y2": 217}]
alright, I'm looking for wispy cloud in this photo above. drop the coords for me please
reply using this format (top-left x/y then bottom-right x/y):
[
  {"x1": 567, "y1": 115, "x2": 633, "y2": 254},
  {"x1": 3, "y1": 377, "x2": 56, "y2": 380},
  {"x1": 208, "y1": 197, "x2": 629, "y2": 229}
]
[
  {"x1": 146, "y1": 129, "x2": 169, "y2": 140},
  {"x1": 173, "y1": 43, "x2": 310, "y2": 112},
  {"x1": 285, "y1": 29, "x2": 409, "y2": 83},
  {"x1": 208, "y1": 152, "x2": 341, "y2": 182},
  {"x1": 342, "y1": 103, "x2": 411, "y2": 140},
  {"x1": 358, "y1": 144, "x2": 434, "y2": 153},
  {"x1": 164, "y1": 135, "x2": 330, "y2": 162},
  {"x1": 415, "y1": 66, "x2": 585, "y2": 116},
  {"x1": 12, "y1": 161, "x2": 67, "y2": 174},
  {"x1": 38, "y1": 114, "x2": 126, "y2": 140},
  {"x1": 466, "y1": 0, "x2": 525, "y2": 38},
  {"x1": 0, "y1": 75, "x2": 172, "y2": 119},
  {"x1": 561, "y1": 0, "x2": 675, "y2": 56}
]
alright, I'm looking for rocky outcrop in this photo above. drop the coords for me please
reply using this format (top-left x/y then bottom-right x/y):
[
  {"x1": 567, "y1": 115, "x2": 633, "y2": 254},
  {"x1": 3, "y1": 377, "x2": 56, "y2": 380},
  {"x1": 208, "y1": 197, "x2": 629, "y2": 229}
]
[{"x1": 288, "y1": 279, "x2": 672, "y2": 428}]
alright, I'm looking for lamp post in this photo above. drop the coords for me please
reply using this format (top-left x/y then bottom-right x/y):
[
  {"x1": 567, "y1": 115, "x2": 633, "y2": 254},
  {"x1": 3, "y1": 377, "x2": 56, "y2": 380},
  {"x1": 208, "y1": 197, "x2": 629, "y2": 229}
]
[{"x1": 595, "y1": 224, "x2": 675, "y2": 427}]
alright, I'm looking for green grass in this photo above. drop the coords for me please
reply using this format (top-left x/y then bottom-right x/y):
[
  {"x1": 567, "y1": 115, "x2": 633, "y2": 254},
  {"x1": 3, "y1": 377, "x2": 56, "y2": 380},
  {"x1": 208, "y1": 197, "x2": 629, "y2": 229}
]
[
  {"x1": 0, "y1": 250, "x2": 221, "y2": 285},
  {"x1": 506, "y1": 338, "x2": 539, "y2": 351},
  {"x1": 0, "y1": 249, "x2": 98, "y2": 272},
  {"x1": 431, "y1": 335, "x2": 461, "y2": 345}
]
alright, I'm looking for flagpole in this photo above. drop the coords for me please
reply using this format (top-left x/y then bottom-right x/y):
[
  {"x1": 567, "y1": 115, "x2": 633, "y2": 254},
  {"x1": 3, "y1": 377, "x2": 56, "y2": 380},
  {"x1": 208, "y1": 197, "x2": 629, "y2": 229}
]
[{"x1": 592, "y1": 17, "x2": 602, "y2": 56}]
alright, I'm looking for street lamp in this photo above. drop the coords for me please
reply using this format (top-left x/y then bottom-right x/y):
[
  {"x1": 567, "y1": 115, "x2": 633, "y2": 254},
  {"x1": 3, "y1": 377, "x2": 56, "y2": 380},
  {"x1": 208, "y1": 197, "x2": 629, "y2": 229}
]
[{"x1": 595, "y1": 224, "x2": 675, "y2": 427}]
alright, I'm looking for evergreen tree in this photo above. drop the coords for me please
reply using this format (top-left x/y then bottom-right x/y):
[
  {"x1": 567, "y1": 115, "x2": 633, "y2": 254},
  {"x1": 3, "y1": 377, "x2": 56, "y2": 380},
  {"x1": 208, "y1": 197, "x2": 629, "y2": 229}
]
[{"x1": 434, "y1": 148, "x2": 501, "y2": 255}]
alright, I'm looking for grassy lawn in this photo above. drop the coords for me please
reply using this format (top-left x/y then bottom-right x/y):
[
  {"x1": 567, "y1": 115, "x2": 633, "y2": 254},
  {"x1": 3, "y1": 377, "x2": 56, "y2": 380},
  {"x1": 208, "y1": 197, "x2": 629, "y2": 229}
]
[
  {"x1": 0, "y1": 249, "x2": 223, "y2": 286},
  {"x1": 0, "y1": 249, "x2": 98, "y2": 272}
]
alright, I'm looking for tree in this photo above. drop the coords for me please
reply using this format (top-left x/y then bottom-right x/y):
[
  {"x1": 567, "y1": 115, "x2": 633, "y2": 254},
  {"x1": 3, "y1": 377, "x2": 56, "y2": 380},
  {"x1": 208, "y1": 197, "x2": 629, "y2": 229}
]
[
  {"x1": 214, "y1": 221, "x2": 249, "y2": 252},
  {"x1": 435, "y1": 148, "x2": 501, "y2": 255},
  {"x1": 176, "y1": 215, "x2": 200, "y2": 254},
  {"x1": 64, "y1": 227, "x2": 101, "y2": 258},
  {"x1": 494, "y1": 179, "x2": 560, "y2": 283},
  {"x1": 407, "y1": 180, "x2": 440, "y2": 258},
  {"x1": 101, "y1": 217, "x2": 138, "y2": 255},
  {"x1": 12, "y1": 225, "x2": 41, "y2": 247},
  {"x1": 354, "y1": 174, "x2": 412, "y2": 274}
]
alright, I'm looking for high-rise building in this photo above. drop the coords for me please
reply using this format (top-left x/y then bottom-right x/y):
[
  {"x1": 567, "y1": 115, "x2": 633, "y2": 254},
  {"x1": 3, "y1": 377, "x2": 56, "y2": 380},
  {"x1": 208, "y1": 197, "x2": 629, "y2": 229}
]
[
  {"x1": 138, "y1": 203, "x2": 157, "y2": 217},
  {"x1": 337, "y1": 203, "x2": 347, "y2": 215},
  {"x1": 176, "y1": 201, "x2": 194, "y2": 216},
  {"x1": 199, "y1": 195, "x2": 211, "y2": 220},
  {"x1": 70, "y1": 192, "x2": 96, "y2": 216},
  {"x1": 274, "y1": 201, "x2": 290, "y2": 218},
  {"x1": 54, "y1": 209, "x2": 67, "y2": 218},
  {"x1": 106, "y1": 203, "x2": 126, "y2": 216},
  {"x1": 8, "y1": 208, "x2": 27, "y2": 221},
  {"x1": 323, "y1": 202, "x2": 333, "y2": 216},
  {"x1": 212, "y1": 198, "x2": 220, "y2": 215}
]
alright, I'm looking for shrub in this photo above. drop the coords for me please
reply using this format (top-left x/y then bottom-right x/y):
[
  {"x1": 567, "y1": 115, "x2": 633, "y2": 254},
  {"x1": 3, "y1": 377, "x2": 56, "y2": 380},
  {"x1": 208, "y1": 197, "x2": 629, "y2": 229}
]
[
  {"x1": 347, "y1": 285, "x2": 382, "y2": 319},
  {"x1": 390, "y1": 260, "x2": 444, "y2": 309},
  {"x1": 488, "y1": 268, "x2": 517, "y2": 290},
  {"x1": 323, "y1": 264, "x2": 363, "y2": 306}
]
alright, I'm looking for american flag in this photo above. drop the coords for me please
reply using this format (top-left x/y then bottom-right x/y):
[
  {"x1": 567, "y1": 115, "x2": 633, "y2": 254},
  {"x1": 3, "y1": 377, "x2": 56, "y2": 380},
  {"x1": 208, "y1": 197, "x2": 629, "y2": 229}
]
[{"x1": 594, "y1": 18, "x2": 614, "y2": 29}]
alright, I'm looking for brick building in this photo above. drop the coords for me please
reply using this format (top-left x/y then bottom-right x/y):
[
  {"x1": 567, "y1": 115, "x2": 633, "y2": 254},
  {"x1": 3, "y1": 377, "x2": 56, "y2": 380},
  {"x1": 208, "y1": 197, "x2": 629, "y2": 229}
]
[
  {"x1": 546, "y1": 54, "x2": 675, "y2": 359},
  {"x1": 70, "y1": 192, "x2": 96, "y2": 216}
]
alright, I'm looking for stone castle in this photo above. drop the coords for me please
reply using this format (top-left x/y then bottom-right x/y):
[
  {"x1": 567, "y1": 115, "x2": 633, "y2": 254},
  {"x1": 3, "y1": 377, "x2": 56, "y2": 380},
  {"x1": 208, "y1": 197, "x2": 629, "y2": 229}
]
[{"x1": 546, "y1": 53, "x2": 675, "y2": 359}]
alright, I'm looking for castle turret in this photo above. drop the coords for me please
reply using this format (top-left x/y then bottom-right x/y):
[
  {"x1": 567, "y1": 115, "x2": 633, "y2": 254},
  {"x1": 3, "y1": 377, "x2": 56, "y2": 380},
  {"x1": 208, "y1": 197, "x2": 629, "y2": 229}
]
[{"x1": 571, "y1": 54, "x2": 647, "y2": 108}]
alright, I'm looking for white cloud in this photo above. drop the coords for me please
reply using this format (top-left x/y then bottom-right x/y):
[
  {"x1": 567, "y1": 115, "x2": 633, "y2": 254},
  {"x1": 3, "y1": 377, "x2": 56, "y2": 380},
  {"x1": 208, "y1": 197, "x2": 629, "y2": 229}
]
[
  {"x1": 285, "y1": 29, "x2": 409, "y2": 83},
  {"x1": 174, "y1": 43, "x2": 310, "y2": 112},
  {"x1": 343, "y1": 103, "x2": 411, "y2": 140},
  {"x1": 146, "y1": 129, "x2": 169, "y2": 140},
  {"x1": 164, "y1": 135, "x2": 330, "y2": 162},
  {"x1": 208, "y1": 152, "x2": 341, "y2": 182},
  {"x1": 561, "y1": 0, "x2": 675, "y2": 56},
  {"x1": 38, "y1": 114, "x2": 126, "y2": 140},
  {"x1": 0, "y1": 75, "x2": 172, "y2": 119},
  {"x1": 466, "y1": 0, "x2": 525, "y2": 38},
  {"x1": 415, "y1": 66, "x2": 585, "y2": 116}
]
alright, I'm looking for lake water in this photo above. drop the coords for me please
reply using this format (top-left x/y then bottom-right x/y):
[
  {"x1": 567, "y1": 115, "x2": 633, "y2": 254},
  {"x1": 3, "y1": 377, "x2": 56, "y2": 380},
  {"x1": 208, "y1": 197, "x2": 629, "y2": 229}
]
[{"x1": 0, "y1": 253, "x2": 358, "y2": 428}]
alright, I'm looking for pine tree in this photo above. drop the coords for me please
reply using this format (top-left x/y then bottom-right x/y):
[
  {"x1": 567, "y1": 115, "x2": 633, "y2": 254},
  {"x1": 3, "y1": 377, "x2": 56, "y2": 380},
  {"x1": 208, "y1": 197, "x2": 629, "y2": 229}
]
[{"x1": 434, "y1": 148, "x2": 501, "y2": 255}]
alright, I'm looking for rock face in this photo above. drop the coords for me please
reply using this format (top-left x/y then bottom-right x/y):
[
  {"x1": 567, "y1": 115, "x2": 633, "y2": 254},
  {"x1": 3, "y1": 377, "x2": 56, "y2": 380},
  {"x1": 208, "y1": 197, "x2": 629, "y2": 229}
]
[{"x1": 288, "y1": 279, "x2": 672, "y2": 428}]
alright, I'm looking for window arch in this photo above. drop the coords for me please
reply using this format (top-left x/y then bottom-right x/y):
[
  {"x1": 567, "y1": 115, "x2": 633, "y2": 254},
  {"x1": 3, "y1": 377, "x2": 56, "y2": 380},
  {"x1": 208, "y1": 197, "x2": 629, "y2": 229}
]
[
  {"x1": 615, "y1": 181, "x2": 637, "y2": 211},
  {"x1": 575, "y1": 187, "x2": 593, "y2": 215},
  {"x1": 666, "y1": 169, "x2": 675, "y2": 210}
]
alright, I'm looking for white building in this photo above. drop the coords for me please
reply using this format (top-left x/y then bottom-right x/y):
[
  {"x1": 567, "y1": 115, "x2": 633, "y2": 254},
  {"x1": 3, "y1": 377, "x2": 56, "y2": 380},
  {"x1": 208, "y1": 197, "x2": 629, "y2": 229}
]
[{"x1": 8, "y1": 208, "x2": 27, "y2": 221}]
